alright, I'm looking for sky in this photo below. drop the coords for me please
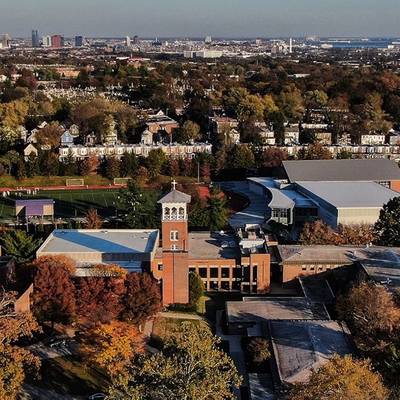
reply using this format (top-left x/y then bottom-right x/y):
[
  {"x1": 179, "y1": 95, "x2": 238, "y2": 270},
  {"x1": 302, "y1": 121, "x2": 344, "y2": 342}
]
[{"x1": 0, "y1": 0, "x2": 399, "y2": 38}]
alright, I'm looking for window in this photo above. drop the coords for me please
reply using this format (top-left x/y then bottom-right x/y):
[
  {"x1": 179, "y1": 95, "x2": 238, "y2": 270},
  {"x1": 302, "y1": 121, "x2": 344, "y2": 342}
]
[
  {"x1": 232, "y1": 281, "x2": 241, "y2": 291},
  {"x1": 189, "y1": 268, "x2": 196, "y2": 273},
  {"x1": 302, "y1": 266, "x2": 307, "y2": 271},
  {"x1": 310, "y1": 266, "x2": 315, "y2": 271},
  {"x1": 272, "y1": 208, "x2": 289, "y2": 219},
  {"x1": 171, "y1": 244, "x2": 178, "y2": 251},
  {"x1": 221, "y1": 268, "x2": 230, "y2": 279},
  {"x1": 233, "y1": 268, "x2": 242, "y2": 279},
  {"x1": 158, "y1": 264, "x2": 163, "y2": 271},
  {"x1": 179, "y1": 207, "x2": 185, "y2": 219},
  {"x1": 199, "y1": 268, "x2": 207, "y2": 278},
  {"x1": 170, "y1": 230, "x2": 179, "y2": 241},
  {"x1": 252, "y1": 265, "x2": 258, "y2": 282},
  {"x1": 221, "y1": 281, "x2": 230, "y2": 290},
  {"x1": 210, "y1": 268, "x2": 219, "y2": 278},
  {"x1": 210, "y1": 281, "x2": 219, "y2": 290},
  {"x1": 171, "y1": 207, "x2": 177, "y2": 219}
]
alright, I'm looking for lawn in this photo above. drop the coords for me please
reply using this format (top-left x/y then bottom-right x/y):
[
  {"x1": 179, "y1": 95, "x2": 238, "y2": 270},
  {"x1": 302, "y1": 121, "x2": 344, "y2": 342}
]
[
  {"x1": 35, "y1": 356, "x2": 108, "y2": 397},
  {"x1": 0, "y1": 188, "x2": 123, "y2": 219}
]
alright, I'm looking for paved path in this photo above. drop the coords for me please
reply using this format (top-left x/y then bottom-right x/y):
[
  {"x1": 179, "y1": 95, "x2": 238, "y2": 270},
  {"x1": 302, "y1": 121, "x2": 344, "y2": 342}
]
[
  {"x1": 220, "y1": 181, "x2": 267, "y2": 229},
  {"x1": 157, "y1": 311, "x2": 204, "y2": 320},
  {"x1": 216, "y1": 310, "x2": 247, "y2": 400}
]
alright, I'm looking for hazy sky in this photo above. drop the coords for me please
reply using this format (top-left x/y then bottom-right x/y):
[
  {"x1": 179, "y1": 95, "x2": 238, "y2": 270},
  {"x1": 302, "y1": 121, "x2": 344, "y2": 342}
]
[{"x1": 1, "y1": 0, "x2": 399, "y2": 38}]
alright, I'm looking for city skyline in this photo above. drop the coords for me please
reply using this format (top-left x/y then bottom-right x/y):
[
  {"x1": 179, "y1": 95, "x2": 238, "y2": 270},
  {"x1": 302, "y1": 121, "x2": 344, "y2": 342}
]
[{"x1": 0, "y1": 0, "x2": 399, "y2": 38}]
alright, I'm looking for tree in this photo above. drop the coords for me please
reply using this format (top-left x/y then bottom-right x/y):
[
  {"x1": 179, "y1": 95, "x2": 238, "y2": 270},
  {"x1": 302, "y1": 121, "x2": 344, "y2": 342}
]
[
  {"x1": 122, "y1": 273, "x2": 162, "y2": 326},
  {"x1": 146, "y1": 149, "x2": 167, "y2": 178},
  {"x1": 118, "y1": 182, "x2": 159, "y2": 228},
  {"x1": 15, "y1": 158, "x2": 26, "y2": 181},
  {"x1": 278, "y1": 85, "x2": 305, "y2": 121},
  {"x1": 108, "y1": 322, "x2": 242, "y2": 400},
  {"x1": 297, "y1": 143, "x2": 332, "y2": 160},
  {"x1": 105, "y1": 157, "x2": 121, "y2": 180},
  {"x1": 84, "y1": 208, "x2": 103, "y2": 229},
  {"x1": 36, "y1": 122, "x2": 64, "y2": 149},
  {"x1": 0, "y1": 291, "x2": 41, "y2": 400},
  {"x1": 336, "y1": 283, "x2": 400, "y2": 353},
  {"x1": 76, "y1": 275, "x2": 125, "y2": 325},
  {"x1": 374, "y1": 197, "x2": 400, "y2": 246},
  {"x1": 176, "y1": 120, "x2": 201, "y2": 143},
  {"x1": 246, "y1": 337, "x2": 271, "y2": 369},
  {"x1": 207, "y1": 192, "x2": 228, "y2": 231},
  {"x1": 120, "y1": 152, "x2": 138, "y2": 178},
  {"x1": 305, "y1": 90, "x2": 328, "y2": 109},
  {"x1": 32, "y1": 256, "x2": 76, "y2": 326},
  {"x1": 189, "y1": 272, "x2": 204, "y2": 308},
  {"x1": 259, "y1": 147, "x2": 288, "y2": 168},
  {"x1": 228, "y1": 145, "x2": 255, "y2": 169},
  {"x1": 288, "y1": 355, "x2": 388, "y2": 400},
  {"x1": 79, "y1": 154, "x2": 99, "y2": 176},
  {"x1": 1, "y1": 230, "x2": 43, "y2": 264},
  {"x1": 39, "y1": 151, "x2": 59, "y2": 176},
  {"x1": 80, "y1": 321, "x2": 143, "y2": 377}
]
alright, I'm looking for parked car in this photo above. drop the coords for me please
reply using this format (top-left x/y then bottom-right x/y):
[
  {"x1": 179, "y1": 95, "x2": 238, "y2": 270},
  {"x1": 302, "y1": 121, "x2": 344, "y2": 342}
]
[{"x1": 88, "y1": 393, "x2": 107, "y2": 400}]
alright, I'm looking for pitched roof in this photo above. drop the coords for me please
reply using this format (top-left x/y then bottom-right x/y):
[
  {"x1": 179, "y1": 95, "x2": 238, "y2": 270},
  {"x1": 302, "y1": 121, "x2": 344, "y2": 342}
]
[
  {"x1": 158, "y1": 190, "x2": 191, "y2": 204},
  {"x1": 282, "y1": 159, "x2": 400, "y2": 183}
]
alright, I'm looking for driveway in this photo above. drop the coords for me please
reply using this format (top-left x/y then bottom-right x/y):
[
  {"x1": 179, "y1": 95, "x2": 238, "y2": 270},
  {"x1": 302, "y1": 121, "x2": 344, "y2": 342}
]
[{"x1": 220, "y1": 181, "x2": 267, "y2": 229}]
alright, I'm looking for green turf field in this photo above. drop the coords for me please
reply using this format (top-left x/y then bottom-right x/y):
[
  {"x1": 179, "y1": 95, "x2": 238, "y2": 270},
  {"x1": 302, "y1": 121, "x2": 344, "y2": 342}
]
[{"x1": 0, "y1": 189, "x2": 123, "y2": 219}]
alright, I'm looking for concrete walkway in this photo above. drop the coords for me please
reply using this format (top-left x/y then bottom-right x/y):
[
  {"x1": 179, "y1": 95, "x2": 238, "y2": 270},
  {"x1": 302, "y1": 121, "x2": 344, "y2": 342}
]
[
  {"x1": 220, "y1": 181, "x2": 267, "y2": 229},
  {"x1": 157, "y1": 311, "x2": 204, "y2": 320},
  {"x1": 216, "y1": 310, "x2": 247, "y2": 399}
]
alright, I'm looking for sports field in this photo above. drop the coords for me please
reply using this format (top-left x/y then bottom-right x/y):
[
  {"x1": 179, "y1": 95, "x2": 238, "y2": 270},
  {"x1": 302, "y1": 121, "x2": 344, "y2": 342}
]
[{"x1": 0, "y1": 188, "x2": 123, "y2": 219}]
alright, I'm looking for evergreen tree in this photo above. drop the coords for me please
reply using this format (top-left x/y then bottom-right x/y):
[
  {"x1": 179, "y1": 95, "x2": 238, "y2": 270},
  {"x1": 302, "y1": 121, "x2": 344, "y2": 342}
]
[
  {"x1": 189, "y1": 272, "x2": 204, "y2": 307},
  {"x1": 375, "y1": 197, "x2": 400, "y2": 246},
  {"x1": 1, "y1": 230, "x2": 42, "y2": 264}
]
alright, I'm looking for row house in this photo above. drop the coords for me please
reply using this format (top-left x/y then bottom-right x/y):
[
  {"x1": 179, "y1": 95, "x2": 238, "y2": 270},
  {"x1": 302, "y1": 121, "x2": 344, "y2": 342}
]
[{"x1": 59, "y1": 143, "x2": 212, "y2": 161}]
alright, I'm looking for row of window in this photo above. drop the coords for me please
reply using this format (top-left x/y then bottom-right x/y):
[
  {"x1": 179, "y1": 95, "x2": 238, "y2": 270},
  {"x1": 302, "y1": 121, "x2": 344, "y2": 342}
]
[
  {"x1": 301, "y1": 265, "x2": 333, "y2": 272},
  {"x1": 189, "y1": 265, "x2": 258, "y2": 282}
]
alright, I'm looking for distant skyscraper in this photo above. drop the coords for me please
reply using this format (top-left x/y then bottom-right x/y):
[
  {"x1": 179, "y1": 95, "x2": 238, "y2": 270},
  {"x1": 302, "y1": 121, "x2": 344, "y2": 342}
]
[
  {"x1": 0, "y1": 34, "x2": 11, "y2": 49},
  {"x1": 132, "y1": 35, "x2": 139, "y2": 45},
  {"x1": 51, "y1": 35, "x2": 64, "y2": 48},
  {"x1": 32, "y1": 30, "x2": 40, "y2": 47},
  {"x1": 205, "y1": 36, "x2": 212, "y2": 44},
  {"x1": 42, "y1": 35, "x2": 52, "y2": 47},
  {"x1": 75, "y1": 36, "x2": 84, "y2": 47},
  {"x1": 289, "y1": 38, "x2": 293, "y2": 53},
  {"x1": 125, "y1": 36, "x2": 131, "y2": 47}
]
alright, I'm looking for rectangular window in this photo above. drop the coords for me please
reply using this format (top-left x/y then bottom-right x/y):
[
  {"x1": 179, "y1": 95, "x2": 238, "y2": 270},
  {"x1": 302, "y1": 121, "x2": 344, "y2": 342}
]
[
  {"x1": 210, "y1": 268, "x2": 219, "y2": 278},
  {"x1": 170, "y1": 231, "x2": 179, "y2": 241},
  {"x1": 221, "y1": 281, "x2": 230, "y2": 290},
  {"x1": 233, "y1": 268, "x2": 242, "y2": 279},
  {"x1": 199, "y1": 268, "x2": 207, "y2": 278},
  {"x1": 221, "y1": 268, "x2": 230, "y2": 279},
  {"x1": 171, "y1": 244, "x2": 178, "y2": 251},
  {"x1": 158, "y1": 264, "x2": 163, "y2": 271},
  {"x1": 252, "y1": 265, "x2": 258, "y2": 282},
  {"x1": 210, "y1": 281, "x2": 219, "y2": 290}
]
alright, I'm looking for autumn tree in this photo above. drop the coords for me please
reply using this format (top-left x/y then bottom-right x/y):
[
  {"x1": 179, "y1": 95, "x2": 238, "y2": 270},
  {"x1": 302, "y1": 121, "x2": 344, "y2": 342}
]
[
  {"x1": 80, "y1": 321, "x2": 143, "y2": 377},
  {"x1": 0, "y1": 291, "x2": 41, "y2": 400},
  {"x1": 76, "y1": 275, "x2": 125, "y2": 325},
  {"x1": 36, "y1": 122, "x2": 64, "y2": 149},
  {"x1": 246, "y1": 337, "x2": 271, "y2": 370},
  {"x1": 32, "y1": 256, "x2": 77, "y2": 326},
  {"x1": 374, "y1": 197, "x2": 400, "y2": 246},
  {"x1": 228, "y1": 145, "x2": 255, "y2": 169},
  {"x1": 79, "y1": 154, "x2": 99, "y2": 176},
  {"x1": 288, "y1": 355, "x2": 388, "y2": 400},
  {"x1": 122, "y1": 273, "x2": 162, "y2": 326},
  {"x1": 336, "y1": 283, "x2": 400, "y2": 353},
  {"x1": 259, "y1": 147, "x2": 288, "y2": 168},
  {"x1": 84, "y1": 208, "x2": 103, "y2": 229},
  {"x1": 1, "y1": 230, "x2": 43, "y2": 264},
  {"x1": 105, "y1": 156, "x2": 121, "y2": 180},
  {"x1": 108, "y1": 322, "x2": 242, "y2": 400},
  {"x1": 297, "y1": 143, "x2": 333, "y2": 160}
]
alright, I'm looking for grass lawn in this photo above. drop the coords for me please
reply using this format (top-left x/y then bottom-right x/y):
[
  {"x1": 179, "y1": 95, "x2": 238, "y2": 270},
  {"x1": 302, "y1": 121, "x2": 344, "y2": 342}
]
[
  {"x1": 36, "y1": 356, "x2": 108, "y2": 397},
  {"x1": 0, "y1": 188, "x2": 123, "y2": 219}
]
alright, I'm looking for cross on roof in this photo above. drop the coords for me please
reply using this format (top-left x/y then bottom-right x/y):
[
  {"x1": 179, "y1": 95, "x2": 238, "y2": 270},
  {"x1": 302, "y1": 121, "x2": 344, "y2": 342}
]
[{"x1": 172, "y1": 180, "x2": 177, "y2": 191}]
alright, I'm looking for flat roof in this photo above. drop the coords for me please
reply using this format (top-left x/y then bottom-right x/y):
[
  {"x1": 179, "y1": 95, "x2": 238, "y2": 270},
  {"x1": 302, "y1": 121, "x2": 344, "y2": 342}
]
[
  {"x1": 283, "y1": 159, "x2": 400, "y2": 182},
  {"x1": 37, "y1": 229, "x2": 159, "y2": 255},
  {"x1": 226, "y1": 297, "x2": 329, "y2": 324},
  {"x1": 277, "y1": 245, "x2": 400, "y2": 265},
  {"x1": 270, "y1": 320, "x2": 353, "y2": 384},
  {"x1": 189, "y1": 232, "x2": 239, "y2": 260},
  {"x1": 296, "y1": 181, "x2": 399, "y2": 208}
]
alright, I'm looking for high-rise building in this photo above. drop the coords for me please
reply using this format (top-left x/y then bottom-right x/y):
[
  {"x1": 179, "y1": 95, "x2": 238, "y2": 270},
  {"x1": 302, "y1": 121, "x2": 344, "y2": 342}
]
[
  {"x1": 51, "y1": 35, "x2": 64, "y2": 48},
  {"x1": 125, "y1": 36, "x2": 131, "y2": 47},
  {"x1": 42, "y1": 35, "x2": 52, "y2": 47},
  {"x1": 75, "y1": 36, "x2": 84, "y2": 47},
  {"x1": 205, "y1": 35, "x2": 212, "y2": 44},
  {"x1": 289, "y1": 37, "x2": 293, "y2": 53},
  {"x1": 31, "y1": 30, "x2": 40, "y2": 47},
  {"x1": 132, "y1": 35, "x2": 139, "y2": 45},
  {"x1": 0, "y1": 34, "x2": 11, "y2": 49}
]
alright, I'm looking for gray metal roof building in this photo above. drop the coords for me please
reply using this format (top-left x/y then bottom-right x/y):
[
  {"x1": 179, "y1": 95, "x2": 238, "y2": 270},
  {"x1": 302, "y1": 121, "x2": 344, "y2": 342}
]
[{"x1": 283, "y1": 159, "x2": 400, "y2": 183}]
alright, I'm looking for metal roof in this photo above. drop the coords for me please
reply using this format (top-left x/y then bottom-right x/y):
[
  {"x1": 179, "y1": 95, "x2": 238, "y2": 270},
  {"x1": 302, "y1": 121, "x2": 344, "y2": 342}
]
[
  {"x1": 283, "y1": 159, "x2": 400, "y2": 183},
  {"x1": 296, "y1": 181, "x2": 399, "y2": 208},
  {"x1": 158, "y1": 190, "x2": 191, "y2": 204}
]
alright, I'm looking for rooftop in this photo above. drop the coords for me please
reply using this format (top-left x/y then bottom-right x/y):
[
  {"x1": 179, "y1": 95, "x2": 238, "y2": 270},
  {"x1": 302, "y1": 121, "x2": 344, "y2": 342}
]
[
  {"x1": 283, "y1": 159, "x2": 400, "y2": 183},
  {"x1": 189, "y1": 232, "x2": 239, "y2": 260},
  {"x1": 37, "y1": 229, "x2": 159, "y2": 256},
  {"x1": 270, "y1": 320, "x2": 353, "y2": 384},
  {"x1": 296, "y1": 181, "x2": 399, "y2": 208},
  {"x1": 277, "y1": 245, "x2": 400, "y2": 265},
  {"x1": 158, "y1": 189, "x2": 191, "y2": 204},
  {"x1": 226, "y1": 297, "x2": 329, "y2": 324}
]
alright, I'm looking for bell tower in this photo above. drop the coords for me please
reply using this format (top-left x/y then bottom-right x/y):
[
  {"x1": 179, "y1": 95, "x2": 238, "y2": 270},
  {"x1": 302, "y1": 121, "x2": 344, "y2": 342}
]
[{"x1": 158, "y1": 181, "x2": 191, "y2": 305}]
